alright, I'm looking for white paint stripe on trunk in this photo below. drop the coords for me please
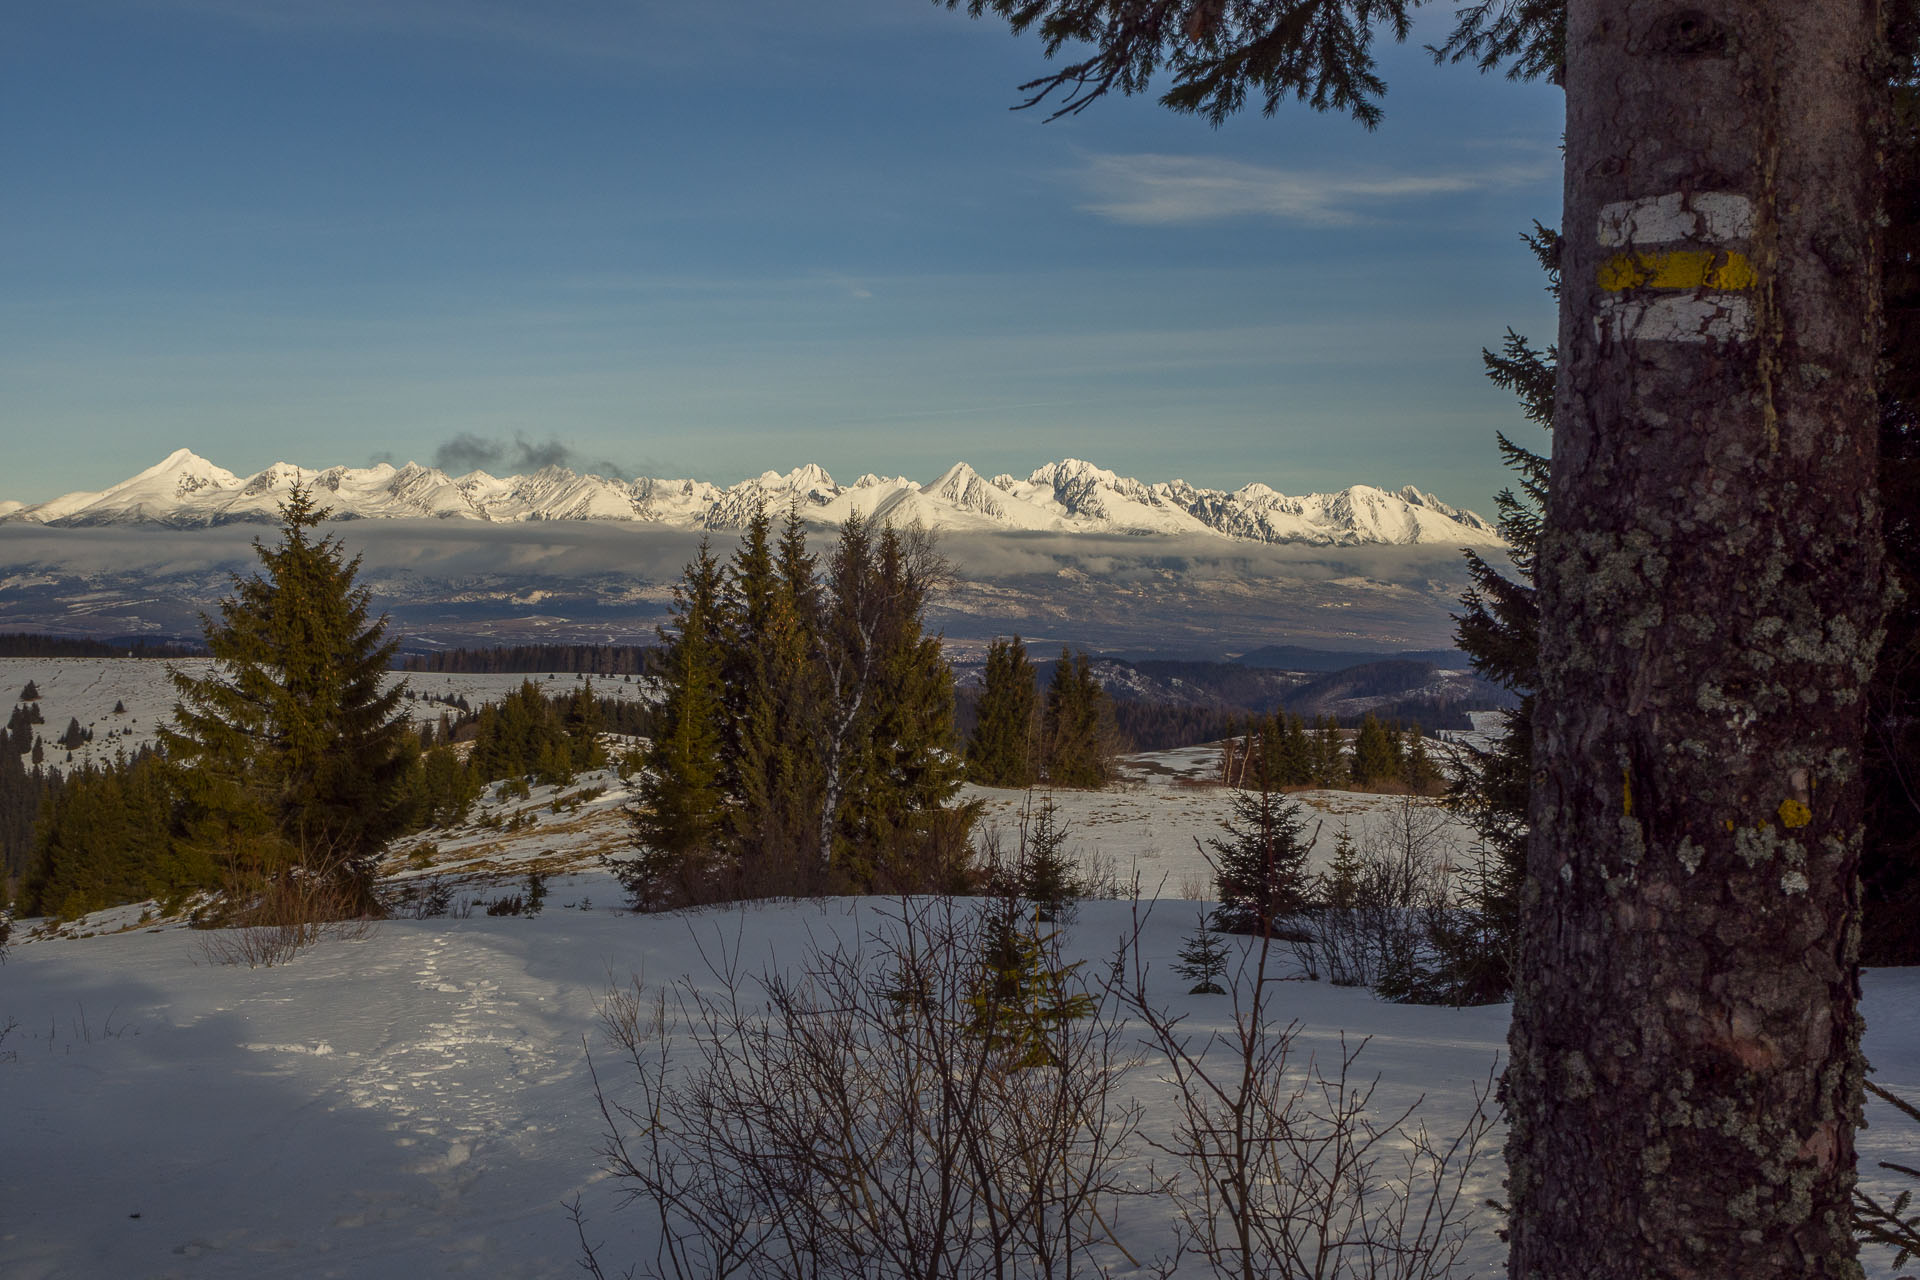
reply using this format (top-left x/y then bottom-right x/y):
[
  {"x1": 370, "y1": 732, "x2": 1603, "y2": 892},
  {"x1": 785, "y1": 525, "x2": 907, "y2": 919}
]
[
  {"x1": 1595, "y1": 294, "x2": 1755, "y2": 344},
  {"x1": 1597, "y1": 192, "x2": 1754, "y2": 247}
]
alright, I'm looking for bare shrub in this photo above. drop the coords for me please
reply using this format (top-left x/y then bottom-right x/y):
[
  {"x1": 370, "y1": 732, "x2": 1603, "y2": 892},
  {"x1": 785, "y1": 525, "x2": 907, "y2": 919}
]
[
  {"x1": 1082, "y1": 848, "x2": 1129, "y2": 900},
  {"x1": 1123, "y1": 923, "x2": 1495, "y2": 1279},
  {"x1": 1178, "y1": 871, "x2": 1211, "y2": 901},
  {"x1": 1293, "y1": 796, "x2": 1453, "y2": 992},
  {"x1": 584, "y1": 893, "x2": 1496, "y2": 1280},
  {"x1": 583, "y1": 896, "x2": 1152, "y2": 1279},
  {"x1": 194, "y1": 872, "x2": 375, "y2": 969},
  {"x1": 388, "y1": 879, "x2": 454, "y2": 919}
]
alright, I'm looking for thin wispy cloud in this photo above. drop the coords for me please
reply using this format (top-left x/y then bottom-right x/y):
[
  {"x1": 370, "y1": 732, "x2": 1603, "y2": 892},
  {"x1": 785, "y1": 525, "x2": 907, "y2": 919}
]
[
  {"x1": 1075, "y1": 153, "x2": 1544, "y2": 226},
  {"x1": 138, "y1": 0, "x2": 934, "y2": 68}
]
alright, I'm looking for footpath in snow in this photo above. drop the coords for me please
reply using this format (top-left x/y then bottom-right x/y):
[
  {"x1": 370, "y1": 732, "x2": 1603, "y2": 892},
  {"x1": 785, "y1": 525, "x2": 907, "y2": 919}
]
[{"x1": 2, "y1": 738, "x2": 1916, "y2": 1278}]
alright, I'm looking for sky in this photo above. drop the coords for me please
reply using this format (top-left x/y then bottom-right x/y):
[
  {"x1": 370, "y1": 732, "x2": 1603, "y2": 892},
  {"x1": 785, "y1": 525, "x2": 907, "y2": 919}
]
[{"x1": 1, "y1": 0, "x2": 1564, "y2": 515}]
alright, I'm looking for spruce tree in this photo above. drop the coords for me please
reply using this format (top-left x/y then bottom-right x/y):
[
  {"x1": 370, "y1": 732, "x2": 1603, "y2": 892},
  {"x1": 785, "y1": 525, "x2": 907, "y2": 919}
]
[
  {"x1": 1271, "y1": 711, "x2": 1312, "y2": 787},
  {"x1": 1347, "y1": 713, "x2": 1398, "y2": 790},
  {"x1": 1422, "y1": 226, "x2": 1557, "y2": 1007},
  {"x1": 24, "y1": 751, "x2": 198, "y2": 920},
  {"x1": 0, "y1": 739, "x2": 40, "y2": 889},
  {"x1": 719, "y1": 510, "x2": 803, "y2": 881},
  {"x1": 966, "y1": 635, "x2": 1039, "y2": 787},
  {"x1": 1042, "y1": 648, "x2": 1116, "y2": 789},
  {"x1": 1208, "y1": 760, "x2": 1314, "y2": 937},
  {"x1": 967, "y1": 895, "x2": 1095, "y2": 1069},
  {"x1": 162, "y1": 484, "x2": 412, "y2": 914},
  {"x1": 630, "y1": 514, "x2": 968, "y2": 901},
  {"x1": 828, "y1": 521, "x2": 964, "y2": 888},
  {"x1": 768, "y1": 504, "x2": 828, "y2": 871},
  {"x1": 1400, "y1": 723, "x2": 1440, "y2": 794},
  {"x1": 627, "y1": 539, "x2": 728, "y2": 906},
  {"x1": 813, "y1": 512, "x2": 881, "y2": 875},
  {"x1": 562, "y1": 680, "x2": 604, "y2": 773},
  {"x1": 1317, "y1": 820, "x2": 1364, "y2": 912},
  {"x1": 1016, "y1": 793, "x2": 1079, "y2": 923},
  {"x1": 410, "y1": 743, "x2": 476, "y2": 829},
  {"x1": 1308, "y1": 715, "x2": 1345, "y2": 788},
  {"x1": 1171, "y1": 912, "x2": 1232, "y2": 995}
]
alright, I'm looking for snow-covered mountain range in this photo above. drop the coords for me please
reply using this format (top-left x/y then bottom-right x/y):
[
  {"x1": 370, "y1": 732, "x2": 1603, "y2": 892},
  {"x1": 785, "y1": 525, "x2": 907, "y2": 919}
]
[{"x1": 0, "y1": 449, "x2": 1502, "y2": 548}]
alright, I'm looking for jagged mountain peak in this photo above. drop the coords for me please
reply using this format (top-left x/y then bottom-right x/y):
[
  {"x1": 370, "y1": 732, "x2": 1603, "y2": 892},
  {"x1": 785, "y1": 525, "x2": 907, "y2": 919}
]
[{"x1": 3, "y1": 451, "x2": 1504, "y2": 548}]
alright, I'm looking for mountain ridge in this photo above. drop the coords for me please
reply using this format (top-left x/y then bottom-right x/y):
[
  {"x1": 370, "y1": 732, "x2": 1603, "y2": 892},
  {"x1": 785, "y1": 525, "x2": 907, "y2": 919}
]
[{"x1": 1, "y1": 450, "x2": 1503, "y2": 548}]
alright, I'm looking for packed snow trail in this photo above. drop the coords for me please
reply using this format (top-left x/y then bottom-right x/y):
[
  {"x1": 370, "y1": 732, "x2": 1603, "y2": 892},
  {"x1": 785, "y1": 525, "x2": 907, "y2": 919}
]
[{"x1": 3, "y1": 890, "x2": 1916, "y2": 1278}]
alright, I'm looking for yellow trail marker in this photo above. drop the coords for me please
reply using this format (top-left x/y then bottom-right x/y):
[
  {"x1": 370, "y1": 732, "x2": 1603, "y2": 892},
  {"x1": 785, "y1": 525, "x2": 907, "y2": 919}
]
[{"x1": 1597, "y1": 249, "x2": 1757, "y2": 293}]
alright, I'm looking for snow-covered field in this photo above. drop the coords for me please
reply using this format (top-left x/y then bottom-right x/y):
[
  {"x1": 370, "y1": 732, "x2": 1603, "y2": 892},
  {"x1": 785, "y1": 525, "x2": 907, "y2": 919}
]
[
  {"x1": 3, "y1": 674, "x2": 1916, "y2": 1278},
  {"x1": 6, "y1": 879, "x2": 1916, "y2": 1279},
  {"x1": 0, "y1": 658, "x2": 654, "y2": 769}
]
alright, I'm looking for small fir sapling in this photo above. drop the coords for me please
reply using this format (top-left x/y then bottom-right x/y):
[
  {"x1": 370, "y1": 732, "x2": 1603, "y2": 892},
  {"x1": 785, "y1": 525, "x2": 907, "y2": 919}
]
[
  {"x1": 967, "y1": 897, "x2": 1095, "y2": 1068},
  {"x1": 1318, "y1": 821, "x2": 1364, "y2": 911},
  {"x1": 1172, "y1": 913, "x2": 1232, "y2": 995},
  {"x1": 19, "y1": 681, "x2": 39, "y2": 702},
  {"x1": 1207, "y1": 773, "x2": 1315, "y2": 937},
  {"x1": 1019, "y1": 795, "x2": 1082, "y2": 923}
]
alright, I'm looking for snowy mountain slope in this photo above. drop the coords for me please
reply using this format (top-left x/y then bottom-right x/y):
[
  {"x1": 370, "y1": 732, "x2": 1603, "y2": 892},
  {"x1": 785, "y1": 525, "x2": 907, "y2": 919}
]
[{"x1": 5, "y1": 451, "x2": 1504, "y2": 548}]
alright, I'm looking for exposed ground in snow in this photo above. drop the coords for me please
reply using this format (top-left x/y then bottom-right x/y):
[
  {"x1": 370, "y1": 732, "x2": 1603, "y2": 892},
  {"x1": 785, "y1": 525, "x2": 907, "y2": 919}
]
[{"x1": 3, "y1": 706, "x2": 1916, "y2": 1278}]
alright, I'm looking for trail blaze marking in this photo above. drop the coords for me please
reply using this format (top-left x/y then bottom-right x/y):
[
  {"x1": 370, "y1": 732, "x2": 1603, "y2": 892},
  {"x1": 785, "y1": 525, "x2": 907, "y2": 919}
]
[
  {"x1": 1594, "y1": 191, "x2": 1756, "y2": 345},
  {"x1": 1598, "y1": 192, "x2": 1754, "y2": 247},
  {"x1": 1595, "y1": 295, "x2": 1754, "y2": 344},
  {"x1": 1597, "y1": 250, "x2": 1757, "y2": 293}
]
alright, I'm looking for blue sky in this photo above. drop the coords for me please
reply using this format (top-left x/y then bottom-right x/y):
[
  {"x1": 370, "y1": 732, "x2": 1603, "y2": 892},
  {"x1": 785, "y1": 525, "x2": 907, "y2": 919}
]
[{"x1": 2, "y1": 0, "x2": 1563, "y2": 513}]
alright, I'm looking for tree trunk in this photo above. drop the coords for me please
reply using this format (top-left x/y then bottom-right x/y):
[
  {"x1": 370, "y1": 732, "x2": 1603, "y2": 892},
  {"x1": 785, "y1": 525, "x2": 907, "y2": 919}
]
[{"x1": 1509, "y1": 3, "x2": 1883, "y2": 1277}]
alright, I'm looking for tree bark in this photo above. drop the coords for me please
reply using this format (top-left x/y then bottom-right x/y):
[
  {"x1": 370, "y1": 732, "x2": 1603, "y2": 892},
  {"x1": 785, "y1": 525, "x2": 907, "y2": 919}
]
[{"x1": 1509, "y1": 3, "x2": 1884, "y2": 1277}]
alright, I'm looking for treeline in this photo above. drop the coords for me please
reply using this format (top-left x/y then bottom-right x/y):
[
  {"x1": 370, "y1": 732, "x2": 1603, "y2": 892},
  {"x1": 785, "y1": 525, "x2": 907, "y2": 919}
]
[
  {"x1": 963, "y1": 637, "x2": 1121, "y2": 788},
  {"x1": 957, "y1": 643, "x2": 1471, "y2": 767},
  {"x1": 404, "y1": 680, "x2": 656, "y2": 743},
  {"x1": 399, "y1": 644, "x2": 654, "y2": 675},
  {"x1": 1105, "y1": 699, "x2": 1468, "y2": 754},
  {"x1": 1218, "y1": 709, "x2": 1443, "y2": 795},
  {"x1": 401, "y1": 679, "x2": 618, "y2": 832},
  {"x1": 0, "y1": 633, "x2": 200, "y2": 659},
  {"x1": 7, "y1": 679, "x2": 623, "y2": 921},
  {"x1": 1109, "y1": 701, "x2": 1244, "y2": 754},
  {"x1": 628, "y1": 510, "x2": 968, "y2": 908},
  {"x1": 1, "y1": 737, "x2": 43, "y2": 891}
]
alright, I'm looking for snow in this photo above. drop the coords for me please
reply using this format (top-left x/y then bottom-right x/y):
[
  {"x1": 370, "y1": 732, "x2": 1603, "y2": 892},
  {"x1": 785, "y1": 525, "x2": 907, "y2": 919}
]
[
  {"x1": 966, "y1": 747, "x2": 1473, "y2": 897},
  {"x1": 3, "y1": 869, "x2": 1504, "y2": 1278},
  {"x1": 3, "y1": 725, "x2": 1913, "y2": 1278},
  {"x1": 0, "y1": 659, "x2": 656, "y2": 770},
  {"x1": 2, "y1": 451, "x2": 1505, "y2": 549},
  {"x1": 5, "y1": 878, "x2": 1914, "y2": 1277}
]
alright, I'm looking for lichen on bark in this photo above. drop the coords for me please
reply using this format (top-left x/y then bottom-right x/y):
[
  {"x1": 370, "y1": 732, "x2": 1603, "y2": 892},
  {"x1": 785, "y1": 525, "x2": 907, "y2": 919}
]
[{"x1": 1507, "y1": 2, "x2": 1882, "y2": 1277}]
